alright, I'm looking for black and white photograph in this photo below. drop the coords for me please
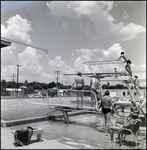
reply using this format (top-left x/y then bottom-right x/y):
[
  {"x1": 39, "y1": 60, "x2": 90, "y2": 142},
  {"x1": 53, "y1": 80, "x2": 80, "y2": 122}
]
[{"x1": 1, "y1": 1, "x2": 146, "y2": 149}]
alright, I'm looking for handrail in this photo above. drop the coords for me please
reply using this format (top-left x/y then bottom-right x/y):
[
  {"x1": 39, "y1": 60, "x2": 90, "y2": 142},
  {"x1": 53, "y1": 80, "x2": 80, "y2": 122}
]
[{"x1": 46, "y1": 89, "x2": 101, "y2": 110}]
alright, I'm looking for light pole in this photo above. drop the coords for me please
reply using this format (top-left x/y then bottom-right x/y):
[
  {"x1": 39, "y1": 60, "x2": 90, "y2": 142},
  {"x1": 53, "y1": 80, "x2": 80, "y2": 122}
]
[
  {"x1": 16, "y1": 64, "x2": 22, "y2": 96},
  {"x1": 54, "y1": 70, "x2": 60, "y2": 89},
  {"x1": 12, "y1": 74, "x2": 16, "y2": 82}
]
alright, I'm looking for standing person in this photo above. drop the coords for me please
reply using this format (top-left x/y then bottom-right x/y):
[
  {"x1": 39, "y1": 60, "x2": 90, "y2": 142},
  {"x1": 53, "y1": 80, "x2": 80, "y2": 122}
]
[
  {"x1": 117, "y1": 51, "x2": 132, "y2": 77},
  {"x1": 71, "y1": 72, "x2": 84, "y2": 108},
  {"x1": 100, "y1": 90, "x2": 113, "y2": 136},
  {"x1": 90, "y1": 74, "x2": 102, "y2": 107},
  {"x1": 134, "y1": 75, "x2": 140, "y2": 96},
  {"x1": 114, "y1": 68, "x2": 118, "y2": 79}
]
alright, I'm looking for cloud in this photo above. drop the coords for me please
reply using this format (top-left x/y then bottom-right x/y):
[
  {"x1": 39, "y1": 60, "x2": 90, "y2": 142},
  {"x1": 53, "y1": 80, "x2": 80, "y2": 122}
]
[
  {"x1": 17, "y1": 47, "x2": 53, "y2": 83},
  {"x1": 101, "y1": 43, "x2": 123, "y2": 59},
  {"x1": 18, "y1": 47, "x2": 42, "y2": 72},
  {"x1": 48, "y1": 56, "x2": 74, "y2": 74},
  {"x1": 73, "y1": 43, "x2": 125, "y2": 74},
  {"x1": 1, "y1": 45, "x2": 17, "y2": 66},
  {"x1": 119, "y1": 23, "x2": 146, "y2": 40},
  {"x1": 46, "y1": 1, "x2": 145, "y2": 41},
  {"x1": 76, "y1": 48, "x2": 93, "y2": 56},
  {"x1": 48, "y1": 56, "x2": 75, "y2": 83},
  {"x1": 1, "y1": 14, "x2": 32, "y2": 44}
]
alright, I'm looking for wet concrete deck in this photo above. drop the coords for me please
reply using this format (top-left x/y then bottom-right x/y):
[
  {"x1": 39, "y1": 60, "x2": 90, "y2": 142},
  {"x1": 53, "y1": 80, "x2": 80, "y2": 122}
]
[{"x1": 1, "y1": 113, "x2": 146, "y2": 149}]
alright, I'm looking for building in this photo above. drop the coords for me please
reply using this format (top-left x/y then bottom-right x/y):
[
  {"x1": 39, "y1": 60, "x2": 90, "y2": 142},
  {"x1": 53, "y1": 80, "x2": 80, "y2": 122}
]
[{"x1": 5, "y1": 88, "x2": 22, "y2": 96}]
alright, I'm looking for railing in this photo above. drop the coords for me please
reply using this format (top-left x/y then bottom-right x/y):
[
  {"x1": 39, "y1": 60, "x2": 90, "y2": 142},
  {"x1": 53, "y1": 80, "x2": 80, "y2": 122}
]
[{"x1": 45, "y1": 89, "x2": 100, "y2": 110}]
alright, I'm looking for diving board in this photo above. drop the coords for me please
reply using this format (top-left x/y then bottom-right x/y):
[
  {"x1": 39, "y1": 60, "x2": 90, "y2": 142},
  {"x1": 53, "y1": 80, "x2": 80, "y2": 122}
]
[
  {"x1": 49, "y1": 104, "x2": 97, "y2": 111},
  {"x1": 64, "y1": 72, "x2": 127, "y2": 76},
  {"x1": 101, "y1": 79, "x2": 146, "y2": 82},
  {"x1": 49, "y1": 104, "x2": 98, "y2": 124},
  {"x1": 83, "y1": 60, "x2": 123, "y2": 64}
]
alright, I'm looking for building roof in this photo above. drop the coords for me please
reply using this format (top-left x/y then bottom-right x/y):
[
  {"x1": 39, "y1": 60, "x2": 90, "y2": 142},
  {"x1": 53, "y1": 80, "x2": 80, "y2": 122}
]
[
  {"x1": 6, "y1": 88, "x2": 22, "y2": 91},
  {"x1": 1, "y1": 39, "x2": 11, "y2": 48}
]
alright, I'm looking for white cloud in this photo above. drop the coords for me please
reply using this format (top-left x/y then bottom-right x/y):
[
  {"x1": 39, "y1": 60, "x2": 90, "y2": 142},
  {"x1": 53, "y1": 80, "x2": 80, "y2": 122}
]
[
  {"x1": 18, "y1": 47, "x2": 42, "y2": 72},
  {"x1": 73, "y1": 43, "x2": 125, "y2": 74},
  {"x1": 119, "y1": 23, "x2": 146, "y2": 40},
  {"x1": 1, "y1": 45, "x2": 17, "y2": 66},
  {"x1": 48, "y1": 56, "x2": 76, "y2": 83},
  {"x1": 17, "y1": 47, "x2": 53, "y2": 83},
  {"x1": 46, "y1": 1, "x2": 145, "y2": 41},
  {"x1": 101, "y1": 43, "x2": 123, "y2": 59},
  {"x1": 48, "y1": 56, "x2": 74, "y2": 74},
  {"x1": 1, "y1": 14, "x2": 32, "y2": 44},
  {"x1": 46, "y1": 1, "x2": 72, "y2": 20},
  {"x1": 70, "y1": 1, "x2": 97, "y2": 15},
  {"x1": 76, "y1": 48, "x2": 93, "y2": 56}
]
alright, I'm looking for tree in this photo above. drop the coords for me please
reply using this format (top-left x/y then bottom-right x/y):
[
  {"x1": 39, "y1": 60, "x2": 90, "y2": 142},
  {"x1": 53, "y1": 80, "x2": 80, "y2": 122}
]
[
  {"x1": 1, "y1": 80, "x2": 6, "y2": 88},
  {"x1": 48, "y1": 82, "x2": 56, "y2": 88}
]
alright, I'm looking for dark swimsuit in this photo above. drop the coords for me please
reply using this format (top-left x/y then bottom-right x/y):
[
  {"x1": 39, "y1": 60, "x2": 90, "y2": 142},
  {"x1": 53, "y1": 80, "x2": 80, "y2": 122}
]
[{"x1": 102, "y1": 107, "x2": 111, "y2": 114}]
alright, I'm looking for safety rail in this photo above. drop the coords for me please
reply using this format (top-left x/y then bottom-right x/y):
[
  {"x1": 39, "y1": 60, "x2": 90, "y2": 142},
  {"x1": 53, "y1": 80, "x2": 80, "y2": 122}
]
[{"x1": 45, "y1": 88, "x2": 102, "y2": 110}]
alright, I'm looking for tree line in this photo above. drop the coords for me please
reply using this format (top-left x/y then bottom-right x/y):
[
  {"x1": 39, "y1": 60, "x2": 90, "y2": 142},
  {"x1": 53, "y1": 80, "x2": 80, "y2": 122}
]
[{"x1": 1, "y1": 79, "x2": 146, "y2": 92}]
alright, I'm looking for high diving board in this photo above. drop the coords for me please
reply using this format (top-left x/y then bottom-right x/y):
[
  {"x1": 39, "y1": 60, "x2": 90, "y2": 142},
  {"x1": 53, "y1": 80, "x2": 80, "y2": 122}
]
[
  {"x1": 101, "y1": 79, "x2": 132, "y2": 83},
  {"x1": 64, "y1": 72, "x2": 127, "y2": 76},
  {"x1": 101, "y1": 79, "x2": 146, "y2": 82},
  {"x1": 83, "y1": 60, "x2": 123, "y2": 65}
]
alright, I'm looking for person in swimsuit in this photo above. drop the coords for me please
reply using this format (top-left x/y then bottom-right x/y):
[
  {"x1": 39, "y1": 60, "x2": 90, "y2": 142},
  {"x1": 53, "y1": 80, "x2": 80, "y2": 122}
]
[
  {"x1": 72, "y1": 72, "x2": 84, "y2": 108},
  {"x1": 117, "y1": 51, "x2": 132, "y2": 77},
  {"x1": 100, "y1": 90, "x2": 113, "y2": 135},
  {"x1": 90, "y1": 73, "x2": 102, "y2": 107}
]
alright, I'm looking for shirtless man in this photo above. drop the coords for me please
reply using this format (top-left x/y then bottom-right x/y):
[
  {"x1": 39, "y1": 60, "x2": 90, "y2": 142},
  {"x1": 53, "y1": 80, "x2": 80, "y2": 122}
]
[
  {"x1": 72, "y1": 72, "x2": 84, "y2": 108},
  {"x1": 90, "y1": 74, "x2": 104, "y2": 108},
  {"x1": 100, "y1": 90, "x2": 113, "y2": 135},
  {"x1": 117, "y1": 52, "x2": 132, "y2": 77}
]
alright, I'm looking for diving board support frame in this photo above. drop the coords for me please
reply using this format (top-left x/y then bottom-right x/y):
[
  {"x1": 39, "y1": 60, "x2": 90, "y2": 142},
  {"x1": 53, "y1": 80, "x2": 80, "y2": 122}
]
[
  {"x1": 62, "y1": 109, "x2": 70, "y2": 124},
  {"x1": 48, "y1": 89, "x2": 99, "y2": 124}
]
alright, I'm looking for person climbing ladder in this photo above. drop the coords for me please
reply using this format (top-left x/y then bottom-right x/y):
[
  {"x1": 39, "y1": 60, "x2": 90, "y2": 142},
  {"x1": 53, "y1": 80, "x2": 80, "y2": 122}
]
[{"x1": 117, "y1": 51, "x2": 132, "y2": 77}]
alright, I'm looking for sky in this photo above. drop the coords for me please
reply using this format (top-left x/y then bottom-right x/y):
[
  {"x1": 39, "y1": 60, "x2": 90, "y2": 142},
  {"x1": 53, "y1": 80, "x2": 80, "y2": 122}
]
[{"x1": 1, "y1": 1, "x2": 146, "y2": 87}]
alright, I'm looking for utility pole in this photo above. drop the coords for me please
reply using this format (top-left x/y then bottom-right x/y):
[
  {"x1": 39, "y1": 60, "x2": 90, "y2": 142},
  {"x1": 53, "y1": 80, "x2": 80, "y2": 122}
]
[
  {"x1": 54, "y1": 70, "x2": 60, "y2": 89},
  {"x1": 16, "y1": 64, "x2": 22, "y2": 97},
  {"x1": 12, "y1": 74, "x2": 16, "y2": 82}
]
